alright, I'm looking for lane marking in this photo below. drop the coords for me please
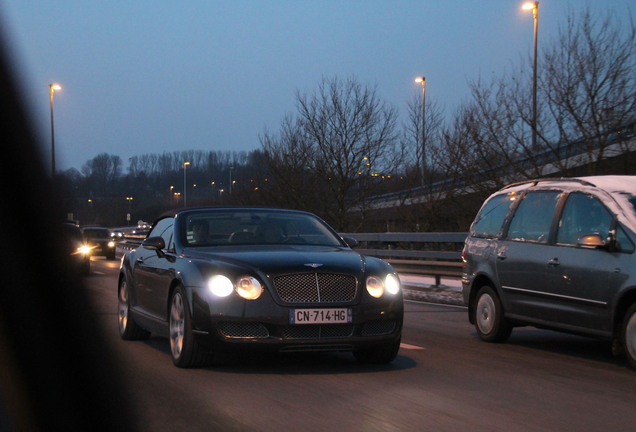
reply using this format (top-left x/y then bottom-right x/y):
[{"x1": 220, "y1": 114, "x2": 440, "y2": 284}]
[{"x1": 400, "y1": 343, "x2": 425, "y2": 350}]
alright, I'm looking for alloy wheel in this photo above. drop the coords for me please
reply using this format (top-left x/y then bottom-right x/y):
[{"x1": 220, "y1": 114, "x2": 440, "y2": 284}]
[
  {"x1": 170, "y1": 292, "x2": 185, "y2": 359},
  {"x1": 118, "y1": 280, "x2": 129, "y2": 334}
]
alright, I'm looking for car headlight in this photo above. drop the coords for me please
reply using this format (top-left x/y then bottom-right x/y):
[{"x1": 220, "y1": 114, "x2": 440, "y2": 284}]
[
  {"x1": 208, "y1": 275, "x2": 234, "y2": 297},
  {"x1": 236, "y1": 276, "x2": 263, "y2": 300},
  {"x1": 78, "y1": 245, "x2": 92, "y2": 255},
  {"x1": 366, "y1": 276, "x2": 384, "y2": 298},
  {"x1": 385, "y1": 273, "x2": 400, "y2": 295},
  {"x1": 108, "y1": 240, "x2": 116, "y2": 248},
  {"x1": 366, "y1": 274, "x2": 401, "y2": 298},
  {"x1": 208, "y1": 274, "x2": 263, "y2": 300}
]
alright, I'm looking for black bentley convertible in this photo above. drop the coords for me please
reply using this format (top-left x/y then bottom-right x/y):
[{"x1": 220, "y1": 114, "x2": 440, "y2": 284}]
[{"x1": 118, "y1": 207, "x2": 403, "y2": 368}]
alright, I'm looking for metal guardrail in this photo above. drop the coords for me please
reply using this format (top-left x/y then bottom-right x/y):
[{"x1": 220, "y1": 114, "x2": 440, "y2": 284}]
[
  {"x1": 116, "y1": 232, "x2": 469, "y2": 286},
  {"x1": 342, "y1": 232, "x2": 468, "y2": 285}
]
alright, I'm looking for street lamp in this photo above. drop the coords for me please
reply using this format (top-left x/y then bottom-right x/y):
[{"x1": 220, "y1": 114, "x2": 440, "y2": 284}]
[
  {"x1": 183, "y1": 162, "x2": 190, "y2": 207},
  {"x1": 126, "y1": 197, "x2": 133, "y2": 224},
  {"x1": 49, "y1": 83, "x2": 62, "y2": 176},
  {"x1": 523, "y1": 1, "x2": 539, "y2": 149},
  {"x1": 229, "y1": 166, "x2": 234, "y2": 195},
  {"x1": 414, "y1": 76, "x2": 426, "y2": 186}
]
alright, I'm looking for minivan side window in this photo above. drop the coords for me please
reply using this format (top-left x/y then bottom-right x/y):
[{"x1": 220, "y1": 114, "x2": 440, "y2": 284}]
[
  {"x1": 557, "y1": 192, "x2": 613, "y2": 246},
  {"x1": 470, "y1": 193, "x2": 516, "y2": 238},
  {"x1": 506, "y1": 191, "x2": 560, "y2": 243}
]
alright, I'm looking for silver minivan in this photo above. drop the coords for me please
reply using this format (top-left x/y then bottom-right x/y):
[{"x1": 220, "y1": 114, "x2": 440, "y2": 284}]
[{"x1": 462, "y1": 176, "x2": 636, "y2": 369}]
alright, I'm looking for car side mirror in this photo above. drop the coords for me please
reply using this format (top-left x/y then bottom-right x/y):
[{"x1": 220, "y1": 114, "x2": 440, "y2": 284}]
[
  {"x1": 342, "y1": 236, "x2": 359, "y2": 248},
  {"x1": 142, "y1": 236, "x2": 166, "y2": 257}
]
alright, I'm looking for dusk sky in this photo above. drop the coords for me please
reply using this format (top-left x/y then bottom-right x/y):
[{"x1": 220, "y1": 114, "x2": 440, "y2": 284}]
[{"x1": 2, "y1": 0, "x2": 633, "y2": 171}]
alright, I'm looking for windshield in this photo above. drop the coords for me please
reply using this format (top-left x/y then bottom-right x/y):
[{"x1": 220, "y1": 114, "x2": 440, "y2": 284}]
[
  {"x1": 182, "y1": 210, "x2": 343, "y2": 247},
  {"x1": 83, "y1": 228, "x2": 111, "y2": 239}
]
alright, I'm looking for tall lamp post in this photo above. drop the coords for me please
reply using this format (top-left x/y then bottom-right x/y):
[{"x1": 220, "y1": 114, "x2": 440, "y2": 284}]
[
  {"x1": 414, "y1": 76, "x2": 426, "y2": 186},
  {"x1": 183, "y1": 162, "x2": 190, "y2": 207},
  {"x1": 523, "y1": 1, "x2": 539, "y2": 149},
  {"x1": 126, "y1": 197, "x2": 133, "y2": 224},
  {"x1": 49, "y1": 83, "x2": 62, "y2": 176}
]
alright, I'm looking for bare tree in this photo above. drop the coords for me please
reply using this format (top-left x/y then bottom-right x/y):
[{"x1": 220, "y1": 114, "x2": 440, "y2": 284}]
[
  {"x1": 260, "y1": 116, "x2": 326, "y2": 213},
  {"x1": 403, "y1": 92, "x2": 445, "y2": 184},
  {"x1": 82, "y1": 153, "x2": 122, "y2": 196},
  {"x1": 392, "y1": 92, "x2": 449, "y2": 230},
  {"x1": 261, "y1": 76, "x2": 399, "y2": 230},
  {"x1": 436, "y1": 6, "x2": 636, "y2": 198},
  {"x1": 541, "y1": 8, "x2": 636, "y2": 175}
]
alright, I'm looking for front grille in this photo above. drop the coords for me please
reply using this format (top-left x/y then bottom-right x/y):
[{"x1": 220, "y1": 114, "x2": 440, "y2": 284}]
[
  {"x1": 282, "y1": 324, "x2": 354, "y2": 339},
  {"x1": 273, "y1": 273, "x2": 357, "y2": 303},
  {"x1": 218, "y1": 322, "x2": 269, "y2": 339}
]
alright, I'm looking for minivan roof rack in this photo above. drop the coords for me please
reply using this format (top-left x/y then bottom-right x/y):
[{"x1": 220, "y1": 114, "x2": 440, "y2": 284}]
[{"x1": 501, "y1": 177, "x2": 595, "y2": 190}]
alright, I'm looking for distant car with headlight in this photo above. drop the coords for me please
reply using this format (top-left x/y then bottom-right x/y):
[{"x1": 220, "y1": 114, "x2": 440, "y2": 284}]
[
  {"x1": 118, "y1": 207, "x2": 403, "y2": 368},
  {"x1": 82, "y1": 226, "x2": 117, "y2": 260},
  {"x1": 61, "y1": 223, "x2": 91, "y2": 275}
]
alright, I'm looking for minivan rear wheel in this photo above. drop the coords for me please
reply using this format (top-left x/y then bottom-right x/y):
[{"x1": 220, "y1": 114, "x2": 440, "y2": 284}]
[
  {"x1": 622, "y1": 303, "x2": 636, "y2": 369},
  {"x1": 474, "y1": 285, "x2": 512, "y2": 343}
]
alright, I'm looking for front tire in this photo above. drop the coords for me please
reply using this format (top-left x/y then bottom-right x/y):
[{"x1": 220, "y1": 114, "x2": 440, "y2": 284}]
[
  {"x1": 118, "y1": 278, "x2": 150, "y2": 340},
  {"x1": 621, "y1": 304, "x2": 636, "y2": 369},
  {"x1": 474, "y1": 285, "x2": 512, "y2": 343},
  {"x1": 169, "y1": 286, "x2": 212, "y2": 368}
]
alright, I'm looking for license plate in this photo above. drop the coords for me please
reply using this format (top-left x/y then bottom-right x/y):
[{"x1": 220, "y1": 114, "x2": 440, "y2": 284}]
[{"x1": 290, "y1": 308, "x2": 352, "y2": 325}]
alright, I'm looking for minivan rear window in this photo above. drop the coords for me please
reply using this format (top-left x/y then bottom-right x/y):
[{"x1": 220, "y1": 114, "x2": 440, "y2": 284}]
[{"x1": 470, "y1": 192, "x2": 516, "y2": 238}]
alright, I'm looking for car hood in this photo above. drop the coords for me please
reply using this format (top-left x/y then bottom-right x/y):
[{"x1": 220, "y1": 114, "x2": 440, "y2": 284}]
[{"x1": 183, "y1": 245, "x2": 365, "y2": 275}]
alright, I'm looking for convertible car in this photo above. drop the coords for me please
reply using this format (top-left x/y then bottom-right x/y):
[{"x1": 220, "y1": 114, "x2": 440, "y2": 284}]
[{"x1": 118, "y1": 207, "x2": 404, "y2": 368}]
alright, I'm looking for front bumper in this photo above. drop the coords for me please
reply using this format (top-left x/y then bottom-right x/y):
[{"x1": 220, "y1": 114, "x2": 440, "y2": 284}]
[{"x1": 191, "y1": 287, "x2": 403, "y2": 353}]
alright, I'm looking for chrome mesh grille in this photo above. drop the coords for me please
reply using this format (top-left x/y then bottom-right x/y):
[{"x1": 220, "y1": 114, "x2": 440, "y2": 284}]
[
  {"x1": 273, "y1": 273, "x2": 357, "y2": 303},
  {"x1": 218, "y1": 322, "x2": 269, "y2": 338}
]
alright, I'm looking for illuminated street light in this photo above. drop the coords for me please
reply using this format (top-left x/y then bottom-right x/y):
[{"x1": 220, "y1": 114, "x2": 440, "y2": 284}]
[
  {"x1": 183, "y1": 162, "x2": 190, "y2": 207},
  {"x1": 414, "y1": 76, "x2": 426, "y2": 186},
  {"x1": 49, "y1": 83, "x2": 62, "y2": 176},
  {"x1": 229, "y1": 166, "x2": 234, "y2": 195},
  {"x1": 523, "y1": 1, "x2": 539, "y2": 149}
]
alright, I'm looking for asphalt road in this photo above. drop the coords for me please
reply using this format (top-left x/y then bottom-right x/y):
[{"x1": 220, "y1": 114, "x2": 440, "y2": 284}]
[{"x1": 85, "y1": 258, "x2": 636, "y2": 432}]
